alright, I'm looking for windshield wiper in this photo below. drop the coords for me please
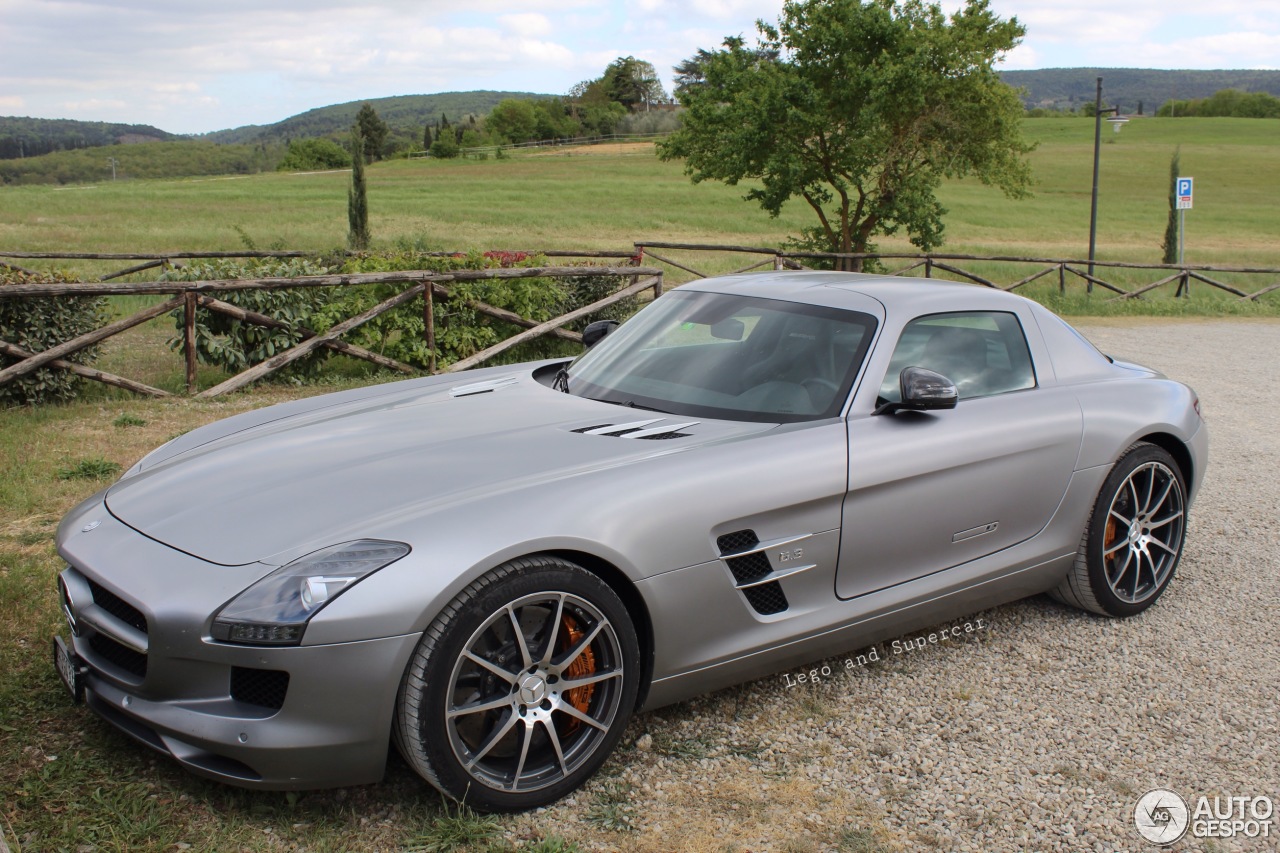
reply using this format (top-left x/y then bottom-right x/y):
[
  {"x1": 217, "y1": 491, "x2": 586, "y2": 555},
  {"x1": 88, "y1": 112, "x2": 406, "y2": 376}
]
[
  {"x1": 553, "y1": 367, "x2": 571, "y2": 393},
  {"x1": 619, "y1": 400, "x2": 670, "y2": 413},
  {"x1": 581, "y1": 396, "x2": 670, "y2": 413}
]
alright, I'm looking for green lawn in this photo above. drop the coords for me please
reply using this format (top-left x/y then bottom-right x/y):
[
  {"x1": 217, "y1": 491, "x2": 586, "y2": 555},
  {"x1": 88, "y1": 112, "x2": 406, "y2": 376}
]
[{"x1": 3, "y1": 117, "x2": 1278, "y2": 276}]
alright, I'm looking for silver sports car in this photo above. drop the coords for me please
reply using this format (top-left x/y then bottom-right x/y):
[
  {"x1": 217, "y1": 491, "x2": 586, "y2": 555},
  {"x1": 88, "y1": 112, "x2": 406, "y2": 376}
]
[{"x1": 53, "y1": 271, "x2": 1206, "y2": 812}]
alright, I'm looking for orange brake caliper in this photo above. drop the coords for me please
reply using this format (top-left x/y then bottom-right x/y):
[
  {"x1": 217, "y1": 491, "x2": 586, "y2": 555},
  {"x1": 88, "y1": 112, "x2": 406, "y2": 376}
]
[
  {"x1": 559, "y1": 615, "x2": 597, "y2": 731},
  {"x1": 1104, "y1": 516, "x2": 1118, "y2": 567}
]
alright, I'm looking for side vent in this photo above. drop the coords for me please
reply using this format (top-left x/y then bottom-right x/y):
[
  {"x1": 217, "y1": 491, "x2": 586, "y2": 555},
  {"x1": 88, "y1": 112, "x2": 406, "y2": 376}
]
[
  {"x1": 717, "y1": 529, "x2": 790, "y2": 615},
  {"x1": 571, "y1": 418, "x2": 699, "y2": 440}
]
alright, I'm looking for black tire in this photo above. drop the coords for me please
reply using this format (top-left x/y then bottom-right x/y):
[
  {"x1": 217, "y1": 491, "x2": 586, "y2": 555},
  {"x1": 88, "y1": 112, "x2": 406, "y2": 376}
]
[
  {"x1": 394, "y1": 556, "x2": 640, "y2": 812},
  {"x1": 1052, "y1": 442, "x2": 1187, "y2": 617}
]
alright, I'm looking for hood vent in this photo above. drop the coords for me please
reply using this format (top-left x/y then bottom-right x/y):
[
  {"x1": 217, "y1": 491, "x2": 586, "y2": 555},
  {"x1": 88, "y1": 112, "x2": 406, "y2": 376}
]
[
  {"x1": 449, "y1": 376, "x2": 520, "y2": 397},
  {"x1": 571, "y1": 417, "x2": 700, "y2": 441}
]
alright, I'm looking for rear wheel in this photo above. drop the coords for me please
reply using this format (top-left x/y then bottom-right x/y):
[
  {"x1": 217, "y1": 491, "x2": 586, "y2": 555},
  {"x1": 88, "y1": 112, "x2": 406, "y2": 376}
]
[
  {"x1": 394, "y1": 556, "x2": 639, "y2": 812},
  {"x1": 1053, "y1": 442, "x2": 1187, "y2": 617}
]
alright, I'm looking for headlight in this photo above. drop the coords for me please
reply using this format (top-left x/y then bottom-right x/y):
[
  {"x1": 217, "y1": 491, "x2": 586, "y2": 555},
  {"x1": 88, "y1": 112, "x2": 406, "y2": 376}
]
[{"x1": 212, "y1": 540, "x2": 410, "y2": 646}]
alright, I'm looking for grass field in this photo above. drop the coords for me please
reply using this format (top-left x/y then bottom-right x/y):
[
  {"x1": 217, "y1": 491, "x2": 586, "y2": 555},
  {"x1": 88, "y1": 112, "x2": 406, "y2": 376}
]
[
  {"x1": 3, "y1": 117, "x2": 1279, "y2": 276},
  {"x1": 2, "y1": 116, "x2": 1280, "y2": 851}
]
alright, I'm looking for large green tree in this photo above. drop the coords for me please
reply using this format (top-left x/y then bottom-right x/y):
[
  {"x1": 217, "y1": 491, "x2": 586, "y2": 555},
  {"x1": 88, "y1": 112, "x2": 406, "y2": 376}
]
[
  {"x1": 601, "y1": 56, "x2": 669, "y2": 111},
  {"x1": 659, "y1": 0, "x2": 1033, "y2": 269},
  {"x1": 487, "y1": 98, "x2": 540, "y2": 143}
]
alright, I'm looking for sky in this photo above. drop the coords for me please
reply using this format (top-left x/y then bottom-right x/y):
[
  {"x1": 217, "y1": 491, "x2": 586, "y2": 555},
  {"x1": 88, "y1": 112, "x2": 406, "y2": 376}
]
[{"x1": 2, "y1": 0, "x2": 1278, "y2": 134}]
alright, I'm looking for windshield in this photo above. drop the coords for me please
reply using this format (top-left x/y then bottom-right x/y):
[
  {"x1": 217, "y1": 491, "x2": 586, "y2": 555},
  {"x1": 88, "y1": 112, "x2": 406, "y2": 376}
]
[{"x1": 565, "y1": 290, "x2": 877, "y2": 423}]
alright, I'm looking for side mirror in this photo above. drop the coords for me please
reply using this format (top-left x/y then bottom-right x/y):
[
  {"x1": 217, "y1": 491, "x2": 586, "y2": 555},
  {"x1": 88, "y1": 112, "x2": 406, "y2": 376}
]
[
  {"x1": 582, "y1": 319, "x2": 619, "y2": 349},
  {"x1": 874, "y1": 367, "x2": 958, "y2": 415}
]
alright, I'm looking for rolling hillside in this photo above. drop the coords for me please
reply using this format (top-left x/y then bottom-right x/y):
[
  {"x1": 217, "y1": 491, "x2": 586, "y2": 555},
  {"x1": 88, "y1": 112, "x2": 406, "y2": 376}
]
[
  {"x1": 1001, "y1": 68, "x2": 1280, "y2": 114},
  {"x1": 199, "y1": 91, "x2": 550, "y2": 145},
  {"x1": 0, "y1": 117, "x2": 175, "y2": 160}
]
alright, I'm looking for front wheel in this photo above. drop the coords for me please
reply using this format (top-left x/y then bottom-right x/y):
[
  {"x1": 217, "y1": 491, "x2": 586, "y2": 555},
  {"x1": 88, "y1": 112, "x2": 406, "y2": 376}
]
[
  {"x1": 394, "y1": 556, "x2": 640, "y2": 812},
  {"x1": 1053, "y1": 442, "x2": 1187, "y2": 617}
]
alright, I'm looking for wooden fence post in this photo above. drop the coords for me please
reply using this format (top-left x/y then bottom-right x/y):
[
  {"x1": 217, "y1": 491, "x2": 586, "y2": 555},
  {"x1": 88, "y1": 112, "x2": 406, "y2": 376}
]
[
  {"x1": 1058, "y1": 264, "x2": 1066, "y2": 295},
  {"x1": 925, "y1": 258, "x2": 933, "y2": 278},
  {"x1": 183, "y1": 291, "x2": 198, "y2": 394}
]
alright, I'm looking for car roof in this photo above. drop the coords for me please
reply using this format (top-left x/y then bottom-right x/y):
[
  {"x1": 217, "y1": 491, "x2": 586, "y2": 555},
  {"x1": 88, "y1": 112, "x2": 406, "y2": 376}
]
[{"x1": 680, "y1": 270, "x2": 1030, "y2": 316}]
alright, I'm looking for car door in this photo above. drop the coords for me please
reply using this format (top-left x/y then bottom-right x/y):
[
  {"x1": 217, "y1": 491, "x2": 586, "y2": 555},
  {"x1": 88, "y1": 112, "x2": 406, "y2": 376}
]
[{"x1": 835, "y1": 310, "x2": 1082, "y2": 599}]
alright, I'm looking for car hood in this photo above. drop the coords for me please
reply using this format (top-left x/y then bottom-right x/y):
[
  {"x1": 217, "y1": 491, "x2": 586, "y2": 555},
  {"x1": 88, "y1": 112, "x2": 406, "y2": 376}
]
[{"x1": 105, "y1": 371, "x2": 772, "y2": 566}]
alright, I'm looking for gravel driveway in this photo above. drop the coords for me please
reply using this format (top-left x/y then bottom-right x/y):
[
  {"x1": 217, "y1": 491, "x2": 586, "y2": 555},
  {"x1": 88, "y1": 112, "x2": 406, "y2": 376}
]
[{"x1": 507, "y1": 318, "x2": 1280, "y2": 853}]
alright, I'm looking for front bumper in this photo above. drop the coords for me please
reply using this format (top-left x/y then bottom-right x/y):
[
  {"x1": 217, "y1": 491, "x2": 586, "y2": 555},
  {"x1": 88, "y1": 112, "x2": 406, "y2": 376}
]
[{"x1": 55, "y1": 506, "x2": 421, "y2": 790}]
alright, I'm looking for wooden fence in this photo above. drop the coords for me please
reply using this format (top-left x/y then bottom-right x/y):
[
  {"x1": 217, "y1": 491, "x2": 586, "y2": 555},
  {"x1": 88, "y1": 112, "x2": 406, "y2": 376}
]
[
  {"x1": 633, "y1": 242, "x2": 1280, "y2": 303},
  {"x1": 0, "y1": 261, "x2": 661, "y2": 399},
  {"x1": 5, "y1": 240, "x2": 1279, "y2": 403}
]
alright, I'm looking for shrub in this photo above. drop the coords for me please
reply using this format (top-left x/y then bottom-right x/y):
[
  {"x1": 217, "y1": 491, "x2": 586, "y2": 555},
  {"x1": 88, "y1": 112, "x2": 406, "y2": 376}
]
[
  {"x1": 429, "y1": 136, "x2": 460, "y2": 159},
  {"x1": 277, "y1": 138, "x2": 351, "y2": 172},
  {"x1": 558, "y1": 267, "x2": 642, "y2": 331},
  {"x1": 164, "y1": 257, "x2": 338, "y2": 382},
  {"x1": 318, "y1": 246, "x2": 643, "y2": 370},
  {"x1": 0, "y1": 268, "x2": 107, "y2": 406}
]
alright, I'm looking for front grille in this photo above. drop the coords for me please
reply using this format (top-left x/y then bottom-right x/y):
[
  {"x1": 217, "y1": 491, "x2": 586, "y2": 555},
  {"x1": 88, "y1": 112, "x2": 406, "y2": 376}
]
[
  {"x1": 87, "y1": 580, "x2": 147, "y2": 633},
  {"x1": 743, "y1": 582, "x2": 789, "y2": 615},
  {"x1": 89, "y1": 633, "x2": 148, "y2": 678},
  {"x1": 231, "y1": 667, "x2": 290, "y2": 711}
]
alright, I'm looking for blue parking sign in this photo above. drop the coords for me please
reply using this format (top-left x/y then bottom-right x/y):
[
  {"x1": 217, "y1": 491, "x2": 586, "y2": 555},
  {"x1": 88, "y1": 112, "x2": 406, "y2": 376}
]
[{"x1": 1176, "y1": 177, "x2": 1193, "y2": 210}]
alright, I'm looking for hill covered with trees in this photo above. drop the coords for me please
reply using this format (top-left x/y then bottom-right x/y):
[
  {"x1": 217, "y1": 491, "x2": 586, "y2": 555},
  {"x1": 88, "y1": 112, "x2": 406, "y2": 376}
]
[
  {"x1": 201, "y1": 91, "x2": 545, "y2": 148},
  {"x1": 0, "y1": 140, "x2": 279, "y2": 185},
  {"x1": 1001, "y1": 68, "x2": 1280, "y2": 115},
  {"x1": 0, "y1": 117, "x2": 175, "y2": 160}
]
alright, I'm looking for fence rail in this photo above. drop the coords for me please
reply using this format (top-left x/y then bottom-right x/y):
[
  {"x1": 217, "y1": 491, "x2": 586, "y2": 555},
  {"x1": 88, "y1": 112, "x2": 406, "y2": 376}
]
[
  {"x1": 0, "y1": 248, "x2": 640, "y2": 284},
  {"x1": 632, "y1": 243, "x2": 1280, "y2": 302},
  {"x1": 0, "y1": 263, "x2": 662, "y2": 399}
]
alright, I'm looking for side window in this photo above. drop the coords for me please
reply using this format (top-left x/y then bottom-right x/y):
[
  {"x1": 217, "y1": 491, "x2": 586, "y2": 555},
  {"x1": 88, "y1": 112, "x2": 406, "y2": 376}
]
[{"x1": 878, "y1": 312, "x2": 1036, "y2": 403}]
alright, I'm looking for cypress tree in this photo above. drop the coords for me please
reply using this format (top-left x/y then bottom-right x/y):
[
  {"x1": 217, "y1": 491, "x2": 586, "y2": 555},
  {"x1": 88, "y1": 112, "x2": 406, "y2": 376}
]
[
  {"x1": 1161, "y1": 147, "x2": 1181, "y2": 265},
  {"x1": 348, "y1": 124, "x2": 370, "y2": 251}
]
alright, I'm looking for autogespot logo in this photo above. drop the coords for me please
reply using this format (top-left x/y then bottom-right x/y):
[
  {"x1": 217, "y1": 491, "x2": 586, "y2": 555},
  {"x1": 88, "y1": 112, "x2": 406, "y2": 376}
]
[{"x1": 1135, "y1": 789, "x2": 1190, "y2": 845}]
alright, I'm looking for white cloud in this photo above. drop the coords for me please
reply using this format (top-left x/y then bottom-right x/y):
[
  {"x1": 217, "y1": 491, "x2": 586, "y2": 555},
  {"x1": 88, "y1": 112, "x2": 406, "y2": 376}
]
[
  {"x1": 1129, "y1": 31, "x2": 1280, "y2": 70},
  {"x1": 499, "y1": 13, "x2": 553, "y2": 36},
  {"x1": 60, "y1": 98, "x2": 128, "y2": 112}
]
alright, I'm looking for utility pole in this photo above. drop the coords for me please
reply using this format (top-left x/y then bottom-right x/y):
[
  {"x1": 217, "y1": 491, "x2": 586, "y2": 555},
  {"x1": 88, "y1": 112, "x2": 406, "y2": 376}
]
[
  {"x1": 107, "y1": 157, "x2": 118, "y2": 180},
  {"x1": 1088, "y1": 77, "x2": 1121, "y2": 280}
]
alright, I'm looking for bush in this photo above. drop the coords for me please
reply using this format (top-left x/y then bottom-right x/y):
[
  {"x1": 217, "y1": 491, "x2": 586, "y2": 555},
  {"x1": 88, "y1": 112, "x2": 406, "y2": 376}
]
[
  {"x1": 0, "y1": 268, "x2": 107, "y2": 406},
  {"x1": 318, "y1": 246, "x2": 643, "y2": 370},
  {"x1": 164, "y1": 257, "x2": 338, "y2": 382},
  {"x1": 277, "y1": 137, "x2": 352, "y2": 172},
  {"x1": 429, "y1": 136, "x2": 461, "y2": 159}
]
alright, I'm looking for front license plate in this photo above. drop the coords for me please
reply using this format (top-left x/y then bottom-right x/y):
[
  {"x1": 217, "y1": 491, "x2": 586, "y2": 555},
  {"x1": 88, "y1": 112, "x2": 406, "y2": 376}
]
[{"x1": 53, "y1": 635, "x2": 84, "y2": 704}]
